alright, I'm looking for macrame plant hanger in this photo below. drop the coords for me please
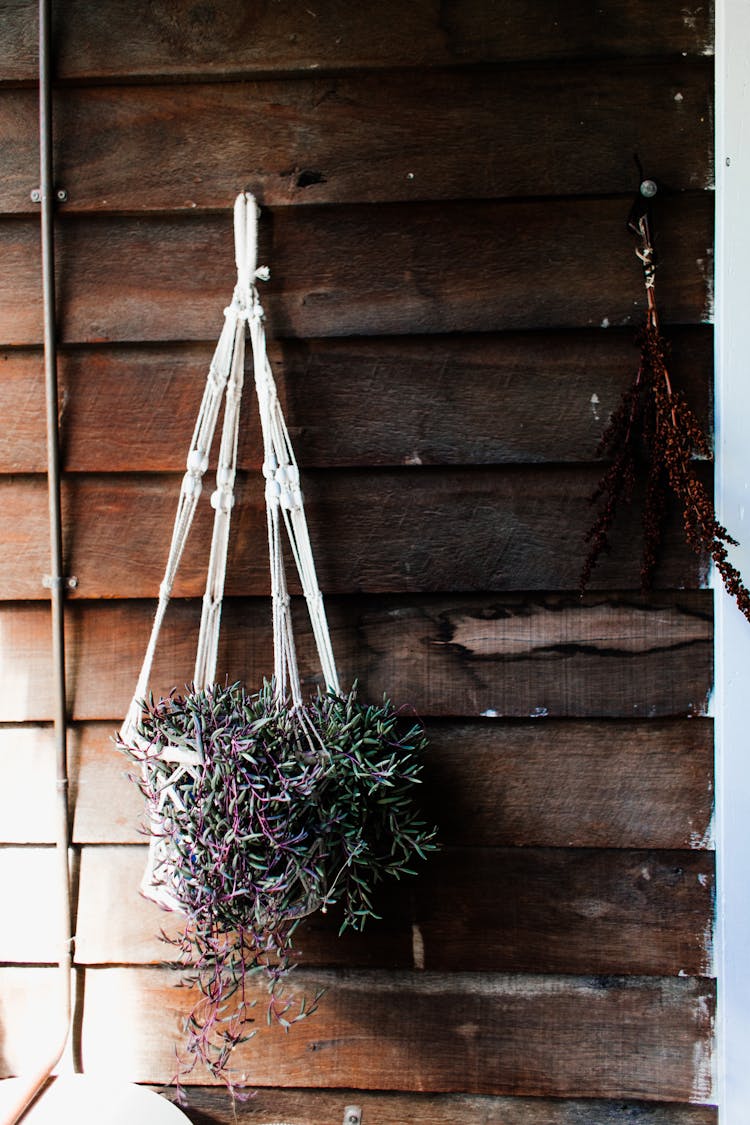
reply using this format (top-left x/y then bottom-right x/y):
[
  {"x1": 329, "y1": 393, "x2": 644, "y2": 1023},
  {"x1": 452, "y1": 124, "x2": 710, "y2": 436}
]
[{"x1": 120, "y1": 192, "x2": 339, "y2": 911}]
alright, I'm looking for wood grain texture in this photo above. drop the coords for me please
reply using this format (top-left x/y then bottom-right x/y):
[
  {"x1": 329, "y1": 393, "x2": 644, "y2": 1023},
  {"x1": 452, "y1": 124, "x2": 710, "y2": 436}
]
[
  {"x1": 169, "y1": 1086, "x2": 719, "y2": 1125},
  {"x1": 0, "y1": 0, "x2": 714, "y2": 84},
  {"x1": 0, "y1": 0, "x2": 718, "y2": 1111},
  {"x1": 0, "y1": 329, "x2": 713, "y2": 473},
  {"x1": 0, "y1": 967, "x2": 714, "y2": 1100},
  {"x1": 0, "y1": 593, "x2": 712, "y2": 722},
  {"x1": 0, "y1": 61, "x2": 712, "y2": 213},
  {"x1": 0, "y1": 719, "x2": 712, "y2": 849},
  {"x1": 0, "y1": 1083, "x2": 719, "y2": 1125},
  {"x1": 426, "y1": 719, "x2": 714, "y2": 850},
  {"x1": 0, "y1": 466, "x2": 707, "y2": 600},
  {"x1": 0, "y1": 195, "x2": 713, "y2": 346},
  {"x1": 68, "y1": 844, "x2": 712, "y2": 975},
  {"x1": 71, "y1": 967, "x2": 714, "y2": 1100}
]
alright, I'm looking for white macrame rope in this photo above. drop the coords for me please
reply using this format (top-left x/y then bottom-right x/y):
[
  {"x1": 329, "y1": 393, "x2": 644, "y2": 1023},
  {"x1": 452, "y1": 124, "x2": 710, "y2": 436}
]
[
  {"x1": 249, "y1": 311, "x2": 340, "y2": 702},
  {"x1": 120, "y1": 191, "x2": 339, "y2": 754},
  {"x1": 193, "y1": 314, "x2": 246, "y2": 689},
  {"x1": 120, "y1": 297, "x2": 244, "y2": 746}
]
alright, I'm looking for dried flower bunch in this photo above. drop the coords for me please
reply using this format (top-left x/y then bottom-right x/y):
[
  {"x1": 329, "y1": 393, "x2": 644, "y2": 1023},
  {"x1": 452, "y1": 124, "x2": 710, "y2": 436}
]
[
  {"x1": 119, "y1": 680, "x2": 436, "y2": 1092},
  {"x1": 581, "y1": 184, "x2": 750, "y2": 620}
]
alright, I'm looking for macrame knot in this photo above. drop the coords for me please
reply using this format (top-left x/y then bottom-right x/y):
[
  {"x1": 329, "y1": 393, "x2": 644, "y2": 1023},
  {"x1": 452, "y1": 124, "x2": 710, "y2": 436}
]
[
  {"x1": 210, "y1": 488, "x2": 235, "y2": 513},
  {"x1": 181, "y1": 470, "x2": 203, "y2": 499},
  {"x1": 187, "y1": 448, "x2": 209, "y2": 475},
  {"x1": 231, "y1": 282, "x2": 267, "y2": 324},
  {"x1": 275, "y1": 463, "x2": 303, "y2": 511}
]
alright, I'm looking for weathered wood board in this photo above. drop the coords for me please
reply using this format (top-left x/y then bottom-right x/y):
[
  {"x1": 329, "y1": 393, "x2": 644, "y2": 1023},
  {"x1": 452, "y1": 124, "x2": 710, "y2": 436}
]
[
  {"x1": 0, "y1": 195, "x2": 713, "y2": 346},
  {"x1": 0, "y1": 1081, "x2": 718, "y2": 1125},
  {"x1": 0, "y1": 967, "x2": 714, "y2": 1101},
  {"x1": 0, "y1": 62, "x2": 712, "y2": 213},
  {"x1": 0, "y1": 466, "x2": 707, "y2": 599},
  {"x1": 0, "y1": 593, "x2": 712, "y2": 722},
  {"x1": 0, "y1": 1, "x2": 714, "y2": 84},
  {"x1": 169, "y1": 1087, "x2": 719, "y2": 1125},
  {"x1": 0, "y1": 719, "x2": 713, "y2": 849},
  {"x1": 61, "y1": 843, "x2": 712, "y2": 975},
  {"x1": 79, "y1": 968, "x2": 715, "y2": 1100},
  {"x1": 0, "y1": 329, "x2": 713, "y2": 474}
]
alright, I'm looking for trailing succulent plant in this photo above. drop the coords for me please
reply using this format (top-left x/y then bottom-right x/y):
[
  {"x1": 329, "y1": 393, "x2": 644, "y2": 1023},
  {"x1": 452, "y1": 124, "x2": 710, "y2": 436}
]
[
  {"x1": 581, "y1": 179, "x2": 750, "y2": 621},
  {"x1": 119, "y1": 680, "x2": 437, "y2": 1094}
]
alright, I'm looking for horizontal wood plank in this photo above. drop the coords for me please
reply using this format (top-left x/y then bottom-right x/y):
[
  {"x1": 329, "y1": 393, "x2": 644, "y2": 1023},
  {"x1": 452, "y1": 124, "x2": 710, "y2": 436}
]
[
  {"x1": 0, "y1": 61, "x2": 712, "y2": 213},
  {"x1": 0, "y1": 593, "x2": 712, "y2": 722},
  {"x1": 0, "y1": 196, "x2": 713, "y2": 345},
  {"x1": 165, "y1": 1087, "x2": 719, "y2": 1125},
  {"x1": 0, "y1": 329, "x2": 714, "y2": 473},
  {"x1": 0, "y1": 1082, "x2": 719, "y2": 1125},
  {"x1": 0, "y1": 834, "x2": 715, "y2": 974},
  {"x1": 0, "y1": 719, "x2": 712, "y2": 849},
  {"x1": 0, "y1": 967, "x2": 714, "y2": 1100},
  {"x1": 70, "y1": 967, "x2": 713, "y2": 1100},
  {"x1": 0, "y1": 1, "x2": 714, "y2": 84},
  {"x1": 426, "y1": 719, "x2": 714, "y2": 850},
  {"x1": 65, "y1": 844, "x2": 712, "y2": 976},
  {"x1": 0, "y1": 466, "x2": 707, "y2": 600}
]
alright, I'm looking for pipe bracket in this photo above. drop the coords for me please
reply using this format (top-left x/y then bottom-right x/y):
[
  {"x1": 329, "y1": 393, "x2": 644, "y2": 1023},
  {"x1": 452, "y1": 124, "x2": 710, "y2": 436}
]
[
  {"x1": 43, "y1": 574, "x2": 78, "y2": 590},
  {"x1": 30, "y1": 187, "x2": 68, "y2": 203}
]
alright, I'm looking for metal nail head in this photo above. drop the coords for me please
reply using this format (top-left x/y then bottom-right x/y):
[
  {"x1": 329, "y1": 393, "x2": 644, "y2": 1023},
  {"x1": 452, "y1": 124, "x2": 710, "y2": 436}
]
[{"x1": 639, "y1": 179, "x2": 658, "y2": 198}]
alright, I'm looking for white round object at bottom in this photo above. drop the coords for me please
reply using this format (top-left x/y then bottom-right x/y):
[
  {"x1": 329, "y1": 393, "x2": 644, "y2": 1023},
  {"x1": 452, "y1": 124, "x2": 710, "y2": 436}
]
[{"x1": 19, "y1": 1076, "x2": 190, "y2": 1124}]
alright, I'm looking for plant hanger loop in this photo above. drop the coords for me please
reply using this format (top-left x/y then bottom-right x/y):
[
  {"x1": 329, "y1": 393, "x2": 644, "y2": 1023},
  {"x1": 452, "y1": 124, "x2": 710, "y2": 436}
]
[{"x1": 120, "y1": 192, "x2": 339, "y2": 750}]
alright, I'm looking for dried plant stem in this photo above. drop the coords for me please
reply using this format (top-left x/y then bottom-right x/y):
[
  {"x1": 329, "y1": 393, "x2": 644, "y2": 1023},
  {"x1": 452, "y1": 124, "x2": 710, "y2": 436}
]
[{"x1": 582, "y1": 208, "x2": 750, "y2": 622}]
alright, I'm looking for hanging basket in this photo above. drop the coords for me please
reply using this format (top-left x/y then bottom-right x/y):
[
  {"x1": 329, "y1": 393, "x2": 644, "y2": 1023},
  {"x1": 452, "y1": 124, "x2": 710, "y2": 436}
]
[{"x1": 117, "y1": 193, "x2": 436, "y2": 1091}]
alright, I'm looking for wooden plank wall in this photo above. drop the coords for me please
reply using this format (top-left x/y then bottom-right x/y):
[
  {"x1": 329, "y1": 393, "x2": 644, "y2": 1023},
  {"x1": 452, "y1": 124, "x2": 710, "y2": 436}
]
[{"x1": 0, "y1": 3, "x2": 716, "y2": 1122}]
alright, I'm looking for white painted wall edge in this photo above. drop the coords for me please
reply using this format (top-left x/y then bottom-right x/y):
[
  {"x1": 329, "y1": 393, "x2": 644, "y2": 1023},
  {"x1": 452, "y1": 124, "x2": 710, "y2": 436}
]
[{"x1": 714, "y1": 0, "x2": 750, "y2": 1119}]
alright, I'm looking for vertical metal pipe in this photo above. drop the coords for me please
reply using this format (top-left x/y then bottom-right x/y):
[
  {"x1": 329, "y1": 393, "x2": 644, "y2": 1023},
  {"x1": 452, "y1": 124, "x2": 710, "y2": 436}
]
[
  {"x1": 39, "y1": 0, "x2": 73, "y2": 1033},
  {"x1": 1, "y1": 3, "x2": 74, "y2": 1121}
]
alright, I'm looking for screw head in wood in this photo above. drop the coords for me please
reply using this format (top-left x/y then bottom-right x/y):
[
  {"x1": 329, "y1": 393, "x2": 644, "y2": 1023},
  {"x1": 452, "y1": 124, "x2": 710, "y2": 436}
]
[{"x1": 30, "y1": 188, "x2": 69, "y2": 203}]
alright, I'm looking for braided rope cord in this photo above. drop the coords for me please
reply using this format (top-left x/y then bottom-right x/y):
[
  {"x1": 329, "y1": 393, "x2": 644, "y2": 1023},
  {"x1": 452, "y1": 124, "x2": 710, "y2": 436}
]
[{"x1": 120, "y1": 189, "x2": 339, "y2": 739}]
